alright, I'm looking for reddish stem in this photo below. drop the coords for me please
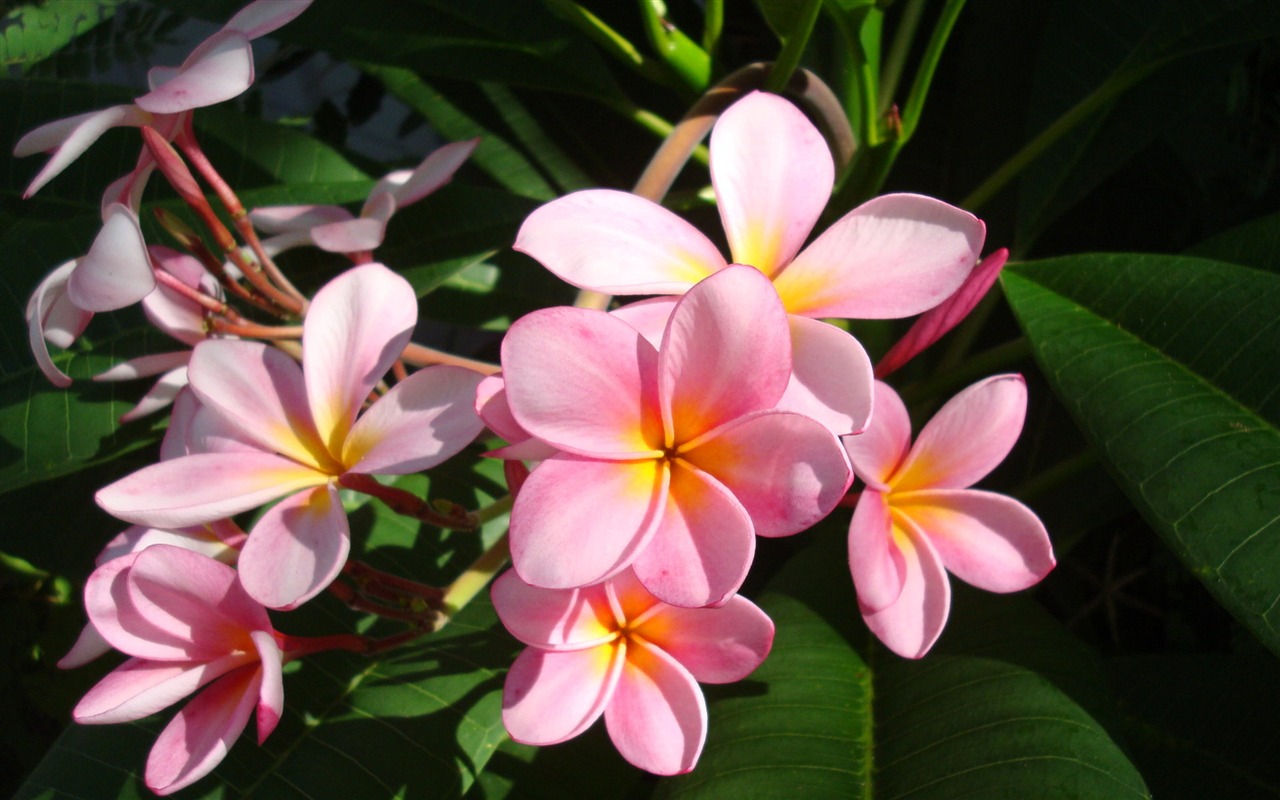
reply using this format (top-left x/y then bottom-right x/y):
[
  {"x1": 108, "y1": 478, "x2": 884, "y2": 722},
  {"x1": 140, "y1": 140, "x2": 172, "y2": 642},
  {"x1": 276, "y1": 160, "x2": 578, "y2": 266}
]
[
  {"x1": 400, "y1": 342, "x2": 500, "y2": 375},
  {"x1": 338, "y1": 473, "x2": 478, "y2": 531}
]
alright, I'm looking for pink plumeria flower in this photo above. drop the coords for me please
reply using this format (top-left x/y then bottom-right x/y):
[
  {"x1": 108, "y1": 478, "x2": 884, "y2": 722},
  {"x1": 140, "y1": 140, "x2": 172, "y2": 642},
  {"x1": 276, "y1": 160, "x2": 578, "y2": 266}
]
[
  {"x1": 73, "y1": 545, "x2": 285, "y2": 795},
  {"x1": 492, "y1": 567, "x2": 773, "y2": 775},
  {"x1": 514, "y1": 91, "x2": 986, "y2": 436},
  {"x1": 496, "y1": 264, "x2": 851, "y2": 608},
  {"x1": 844, "y1": 376, "x2": 1056, "y2": 658},
  {"x1": 13, "y1": 0, "x2": 312, "y2": 199},
  {"x1": 96, "y1": 263, "x2": 486, "y2": 609},
  {"x1": 250, "y1": 138, "x2": 478, "y2": 257}
]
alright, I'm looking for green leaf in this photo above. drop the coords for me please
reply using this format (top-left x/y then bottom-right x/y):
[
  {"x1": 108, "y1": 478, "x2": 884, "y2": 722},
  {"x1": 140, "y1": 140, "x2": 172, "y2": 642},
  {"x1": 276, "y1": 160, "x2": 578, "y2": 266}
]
[
  {"x1": 656, "y1": 528, "x2": 1148, "y2": 799},
  {"x1": 1003, "y1": 254, "x2": 1280, "y2": 656},
  {"x1": 1187, "y1": 211, "x2": 1280, "y2": 273},
  {"x1": 0, "y1": 1, "x2": 126, "y2": 72}
]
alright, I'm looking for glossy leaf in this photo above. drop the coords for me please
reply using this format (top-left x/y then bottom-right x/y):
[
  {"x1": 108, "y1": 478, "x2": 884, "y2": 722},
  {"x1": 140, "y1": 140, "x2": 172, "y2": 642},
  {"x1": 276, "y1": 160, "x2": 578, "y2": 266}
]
[{"x1": 1003, "y1": 254, "x2": 1280, "y2": 656}]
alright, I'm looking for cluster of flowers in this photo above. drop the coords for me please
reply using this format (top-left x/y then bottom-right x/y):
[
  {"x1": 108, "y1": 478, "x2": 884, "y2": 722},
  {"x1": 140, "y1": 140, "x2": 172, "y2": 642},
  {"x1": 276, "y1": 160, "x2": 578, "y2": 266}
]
[{"x1": 14, "y1": 1, "x2": 1054, "y2": 793}]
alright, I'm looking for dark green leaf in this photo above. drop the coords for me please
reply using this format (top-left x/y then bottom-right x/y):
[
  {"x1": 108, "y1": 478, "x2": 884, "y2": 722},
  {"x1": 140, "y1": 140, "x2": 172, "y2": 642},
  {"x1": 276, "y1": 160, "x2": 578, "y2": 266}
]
[{"x1": 1187, "y1": 211, "x2": 1280, "y2": 272}]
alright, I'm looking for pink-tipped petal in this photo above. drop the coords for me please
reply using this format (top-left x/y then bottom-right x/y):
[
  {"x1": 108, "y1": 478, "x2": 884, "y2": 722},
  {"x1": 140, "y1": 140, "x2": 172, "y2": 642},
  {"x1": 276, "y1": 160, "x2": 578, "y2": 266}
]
[
  {"x1": 188, "y1": 340, "x2": 334, "y2": 470},
  {"x1": 379, "y1": 138, "x2": 477, "y2": 207},
  {"x1": 236, "y1": 485, "x2": 350, "y2": 610},
  {"x1": 303, "y1": 263, "x2": 417, "y2": 451},
  {"x1": 860, "y1": 526, "x2": 951, "y2": 659},
  {"x1": 502, "y1": 307, "x2": 662, "y2": 457},
  {"x1": 711, "y1": 92, "x2": 833, "y2": 276},
  {"x1": 894, "y1": 374, "x2": 1027, "y2": 492},
  {"x1": 135, "y1": 31, "x2": 254, "y2": 114},
  {"x1": 69, "y1": 204, "x2": 156, "y2": 312},
  {"x1": 847, "y1": 490, "x2": 907, "y2": 612},
  {"x1": 96, "y1": 451, "x2": 328, "y2": 529},
  {"x1": 144, "y1": 663, "x2": 261, "y2": 795},
  {"x1": 343, "y1": 365, "x2": 484, "y2": 474},
  {"x1": 515, "y1": 189, "x2": 727, "y2": 295},
  {"x1": 250, "y1": 630, "x2": 284, "y2": 744},
  {"x1": 16, "y1": 105, "x2": 151, "y2": 197},
  {"x1": 632, "y1": 463, "x2": 754, "y2": 608},
  {"x1": 26, "y1": 261, "x2": 90, "y2": 388},
  {"x1": 510, "y1": 456, "x2": 666, "y2": 590},
  {"x1": 639, "y1": 595, "x2": 773, "y2": 684},
  {"x1": 503, "y1": 645, "x2": 623, "y2": 745},
  {"x1": 75, "y1": 655, "x2": 250, "y2": 726},
  {"x1": 896, "y1": 489, "x2": 1054, "y2": 593},
  {"x1": 776, "y1": 315, "x2": 874, "y2": 436},
  {"x1": 876, "y1": 249, "x2": 1008, "y2": 378},
  {"x1": 491, "y1": 571, "x2": 616, "y2": 650},
  {"x1": 683, "y1": 410, "x2": 851, "y2": 538},
  {"x1": 660, "y1": 265, "x2": 790, "y2": 443},
  {"x1": 843, "y1": 381, "x2": 913, "y2": 491},
  {"x1": 772, "y1": 193, "x2": 984, "y2": 320},
  {"x1": 223, "y1": 0, "x2": 312, "y2": 39},
  {"x1": 604, "y1": 640, "x2": 706, "y2": 775}
]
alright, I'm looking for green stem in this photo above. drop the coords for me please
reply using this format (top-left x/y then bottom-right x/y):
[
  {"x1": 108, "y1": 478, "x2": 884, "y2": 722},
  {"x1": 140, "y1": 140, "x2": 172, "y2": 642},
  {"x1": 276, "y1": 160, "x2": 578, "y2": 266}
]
[
  {"x1": 897, "y1": 0, "x2": 965, "y2": 143},
  {"x1": 639, "y1": 0, "x2": 711, "y2": 92},
  {"x1": 877, "y1": 0, "x2": 926, "y2": 115},
  {"x1": 764, "y1": 0, "x2": 823, "y2": 93},
  {"x1": 439, "y1": 532, "x2": 511, "y2": 625},
  {"x1": 702, "y1": 0, "x2": 724, "y2": 63},
  {"x1": 473, "y1": 494, "x2": 513, "y2": 526},
  {"x1": 542, "y1": 0, "x2": 670, "y2": 84}
]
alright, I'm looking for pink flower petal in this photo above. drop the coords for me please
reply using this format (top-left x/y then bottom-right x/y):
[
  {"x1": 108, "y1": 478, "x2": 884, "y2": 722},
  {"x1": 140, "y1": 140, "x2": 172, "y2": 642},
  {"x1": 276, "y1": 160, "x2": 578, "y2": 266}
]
[
  {"x1": 514, "y1": 189, "x2": 726, "y2": 295},
  {"x1": 660, "y1": 265, "x2": 790, "y2": 443},
  {"x1": 875, "y1": 248, "x2": 1008, "y2": 378},
  {"x1": 639, "y1": 595, "x2": 773, "y2": 684},
  {"x1": 860, "y1": 525, "x2": 951, "y2": 659},
  {"x1": 503, "y1": 645, "x2": 623, "y2": 745},
  {"x1": 249, "y1": 204, "x2": 354, "y2": 234},
  {"x1": 776, "y1": 316, "x2": 874, "y2": 436},
  {"x1": 378, "y1": 138, "x2": 478, "y2": 208},
  {"x1": 26, "y1": 260, "x2": 90, "y2": 388},
  {"x1": 135, "y1": 31, "x2": 254, "y2": 114},
  {"x1": 846, "y1": 489, "x2": 907, "y2": 612},
  {"x1": 236, "y1": 484, "x2": 350, "y2": 610},
  {"x1": 510, "y1": 456, "x2": 666, "y2": 590},
  {"x1": 842, "y1": 381, "x2": 913, "y2": 491},
  {"x1": 491, "y1": 571, "x2": 616, "y2": 650},
  {"x1": 69, "y1": 204, "x2": 156, "y2": 312},
  {"x1": 250, "y1": 630, "x2": 284, "y2": 744},
  {"x1": 188, "y1": 340, "x2": 335, "y2": 471},
  {"x1": 343, "y1": 364, "x2": 484, "y2": 474},
  {"x1": 303, "y1": 263, "x2": 417, "y2": 451},
  {"x1": 223, "y1": 0, "x2": 312, "y2": 39},
  {"x1": 772, "y1": 193, "x2": 984, "y2": 320},
  {"x1": 85, "y1": 553, "x2": 194, "y2": 660},
  {"x1": 632, "y1": 462, "x2": 754, "y2": 608},
  {"x1": 682, "y1": 410, "x2": 851, "y2": 538},
  {"x1": 502, "y1": 307, "x2": 663, "y2": 457},
  {"x1": 710, "y1": 92, "x2": 832, "y2": 276},
  {"x1": 15, "y1": 105, "x2": 151, "y2": 198},
  {"x1": 896, "y1": 489, "x2": 1054, "y2": 593},
  {"x1": 894, "y1": 374, "x2": 1027, "y2": 491},
  {"x1": 96, "y1": 523, "x2": 237, "y2": 566},
  {"x1": 611, "y1": 296, "x2": 675, "y2": 348},
  {"x1": 144, "y1": 663, "x2": 261, "y2": 795},
  {"x1": 96, "y1": 351, "x2": 190, "y2": 382},
  {"x1": 75, "y1": 655, "x2": 251, "y2": 726},
  {"x1": 59, "y1": 622, "x2": 113, "y2": 669},
  {"x1": 604, "y1": 640, "x2": 706, "y2": 775},
  {"x1": 116, "y1": 366, "x2": 190, "y2": 423},
  {"x1": 96, "y1": 451, "x2": 328, "y2": 529},
  {"x1": 309, "y1": 215, "x2": 389, "y2": 253}
]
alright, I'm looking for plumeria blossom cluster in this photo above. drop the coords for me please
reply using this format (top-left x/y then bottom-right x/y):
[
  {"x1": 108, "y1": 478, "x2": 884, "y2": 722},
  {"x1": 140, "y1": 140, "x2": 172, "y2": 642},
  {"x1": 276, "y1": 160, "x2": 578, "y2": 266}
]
[{"x1": 13, "y1": 1, "x2": 1054, "y2": 791}]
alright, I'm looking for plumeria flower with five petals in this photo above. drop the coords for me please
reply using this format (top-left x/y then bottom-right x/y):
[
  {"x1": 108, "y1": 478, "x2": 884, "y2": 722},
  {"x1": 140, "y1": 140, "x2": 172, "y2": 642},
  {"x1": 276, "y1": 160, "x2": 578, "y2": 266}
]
[
  {"x1": 492, "y1": 567, "x2": 774, "y2": 775},
  {"x1": 843, "y1": 375, "x2": 1056, "y2": 658},
  {"x1": 515, "y1": 91, "x2": 986, "y2": 436},
  {"x1": 96, "y1": 263, "x2": 485, "y2": 609}
]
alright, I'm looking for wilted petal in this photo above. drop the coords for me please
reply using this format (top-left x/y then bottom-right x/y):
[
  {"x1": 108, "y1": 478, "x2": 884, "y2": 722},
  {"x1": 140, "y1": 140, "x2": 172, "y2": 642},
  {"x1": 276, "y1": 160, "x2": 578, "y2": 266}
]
[
  {"x1": 69, "y1": 204, "x2": 156, "y2": 312},
  {"x1": 896, "y1": 489, "x2": 1054, "y2": 593},
  {"x1": 776, "y1": 315, "x2": 874, "y2": 436},
  {"x1": 237, "y1": 484, "x2": 349, "y2": 610},
  {"x1": 503, "y1": 307, "x2": 662, "y2": 457},
  {"x1": 772, "y1": 193, "x2": 984, "y2": 320},
  {"x1": 640, "y1": 595, "x2": 773, "y2": 684},
  {"x1": 860, "y1": 525, "x2": 951, "y2": 659},
  {"x1": 303, "y1": 263, "x2": 417, "y2": 452},
  {"x1": 683, "y1": 410, "x2": 851, "y2": 538},
  {"x1": 503, "y1": 645, "x2": 623, "y2": 745},
  {"x1": 144, "y1": 663, "x2": 261, "y2": 795},
  {"x1": 894, "y1": 374, "x2": 1026, "y2": 492},
  {"x1": 515, "y1": 189, "x2": 726, "y2": 295},
  {"x1": 223, "y1": 0, "x2": 312, "y2": 39},
  {"x1": 135, "y1": 31, "x2": 254, "y2": 114},
  {"x1": 491, "y1": 571, "x2": 616, "y2": 650},
  {"x1": 711, "y1": 92, "x2": 832, "y2": 276},
  {"x1": 846, "y1": 490, "x2": 907, "y2": 612},
  {"x1": 843, "y1": 381, "x2": 913, "y2": 491},
  {"x1": 661, "y1": 265, "x2": 790, "y2": 443},
  {"x1": 15, "y1": 105, "x2": 151, "y2": 197},
  {"x1": 510, "y1": 456, "x2": 666, "y2": 590},
  {"x1": 604, "y1": 640, "x2": 706, "y2": 775},
  {"x1": 344, "y1": 364, "x2": 484, "y2": 474},
  {"x1": 633, "y1": 463, "x2": 754, "y2": 608}
]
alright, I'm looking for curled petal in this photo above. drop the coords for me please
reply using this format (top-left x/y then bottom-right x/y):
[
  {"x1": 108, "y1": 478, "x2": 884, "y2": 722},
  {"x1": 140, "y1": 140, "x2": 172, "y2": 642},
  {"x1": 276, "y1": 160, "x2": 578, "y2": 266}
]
[
  {"x1": 223, "y1": 0, "x2": 313, "y2": 39},
  {"x1": 604, "y1": 640, "x2": 706, "y2": 775},
  {"x1": 846, "y1": 490, "x2": 906, "y2": 612},
  {"x1": 85, "y1": 553, "x2": 196, "y2": 661},
  {"x1": 896, "y1": 489, "x2": 1054, "y2": 593},
  {"x1": 860, "y1": 525, "x2": 951, "y2": 659},
  {"x1": 772, "y1": 193, "x2": 984, "y2": 320},
  {"x1": 515, "y1": 189, "x2": 726, "y2": 295},
  {"x1": 69, "y1": 204, "x2": 156, "y2": 312},
  {"x1": 236, "y1": 484, "x2": 350, "y2": 610},
  {"x1": 26, "y1": 261, "x2": 91, "y2": 388},
  {"x1": 711, "y1": 91, "x2": 832, "y2": 276},
  {"x1": 15, "y1": 105, "x2": 151, "y2": 198},
  {"x1": 776, "y1": 316, "x2": 874, "y2": 436},
  {"x1": 135, "y1": 30, "x2": 254, "y2": 114},
  {"x1": 376, "y1": 138, "x2": 477, "y2": 208},
  {"x1": 843, "y1": 381, "x2": 913, "y2": 491},
  {"x1": 491, "y1": 571, "x2": 616, "y2": 650},
  {"x1": 503, "y1": 645, "x2": 623, "y2": 746},
  {"x1": 894, "y1": 374, "x2": 1026, "y2": 492},
  {"x1": 640, "y1": 595, "x2": 773, "y2": 684},
  {"x1": 250, "y1": 630, "x2": 284, "y2": 744}
]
